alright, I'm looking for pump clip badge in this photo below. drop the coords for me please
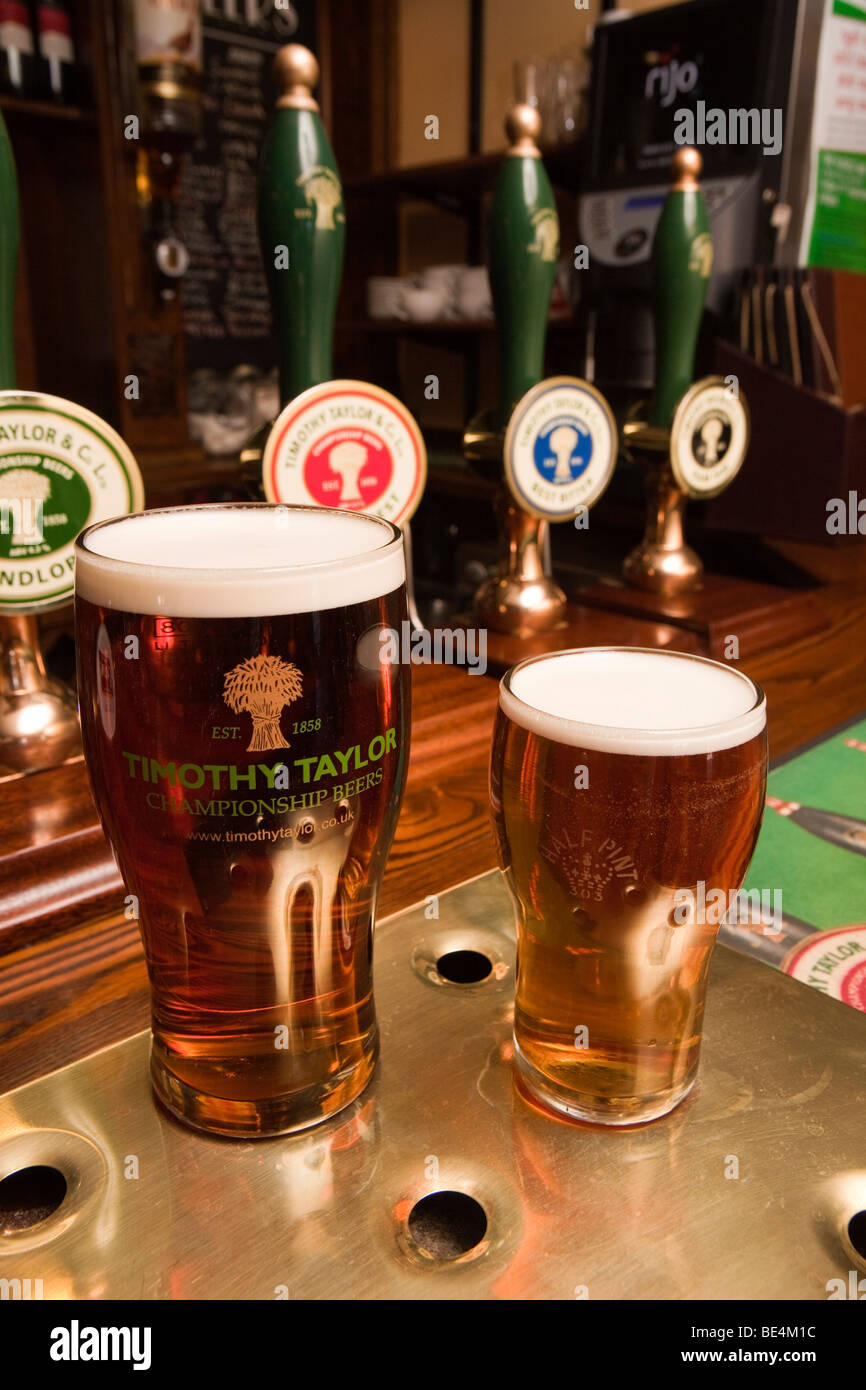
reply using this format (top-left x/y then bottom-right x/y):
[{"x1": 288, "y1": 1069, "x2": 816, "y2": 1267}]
[
  {"x1": 670, "y1": 376, "x2": 750, "y2": 499},
  {"x1": 262, "y1": 379, "x2": 427, "y2": 526},
  {"x1": 503, "y1": 376, "x2": 617, "y2": 523},
  {"x1": 0, "y1": 391, "x2": 144, "y2": 613}
]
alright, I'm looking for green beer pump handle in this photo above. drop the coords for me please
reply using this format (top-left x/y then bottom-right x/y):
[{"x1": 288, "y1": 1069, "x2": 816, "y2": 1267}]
[
  {"x1": 650, "y1": 148, "x2": 712, "y2": 431},
  {"x1": 489, "y1": 104, "x2": 559, "y2": 429},
  {"x1": 0, "y1": 111, "x2": 18, "y2": 391},
  {"x1": 258, "y1": 45, "x2": 345, "y2": 406}
]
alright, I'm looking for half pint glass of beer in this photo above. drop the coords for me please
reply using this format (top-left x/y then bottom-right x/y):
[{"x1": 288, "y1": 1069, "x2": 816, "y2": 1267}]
[
  {"x1": 491, "y1": 647, "x2": 767, "y2": 1125},
  {"x1": 75, "y1": 504, "x2": 409, "y2": 1137}
]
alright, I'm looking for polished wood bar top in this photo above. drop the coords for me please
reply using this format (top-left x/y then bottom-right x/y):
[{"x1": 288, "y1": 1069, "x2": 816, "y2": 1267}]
[{"x1": 1, "y1": 538, "x2": 865, "y2": 1094}]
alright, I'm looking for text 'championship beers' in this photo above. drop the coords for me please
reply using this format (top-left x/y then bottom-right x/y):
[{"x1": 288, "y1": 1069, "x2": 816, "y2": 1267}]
[
  {"x1": 75, "y1": 504, "x2": 410, "y2": 1138},
  {"x1": 491, "y1": 647, "x2": 768, "y2": 1125}
]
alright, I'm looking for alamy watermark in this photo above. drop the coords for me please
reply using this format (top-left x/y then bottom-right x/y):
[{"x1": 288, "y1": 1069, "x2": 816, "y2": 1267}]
[
  {"x1": 673, "y1": 102, "x2": 782, "y2": 157},
  {"x1": 827, "y1": 491, "x2": 866, "y2": 536},
  {"x1": 1, "y1": 1276, "x2": 43, "y2": 1299},
  {"x1": 377, "y1": 621, "x2": 487, "y2": 676},
  {"x1": 674, "y1": 881, "x2": 782, "y2": 932},
  {"x1": 643, "y1": 56, "x2": 782, "y2": 154},
  {"x1": 49, "y1": 1320, "x2": 151, "y2": 1370}
]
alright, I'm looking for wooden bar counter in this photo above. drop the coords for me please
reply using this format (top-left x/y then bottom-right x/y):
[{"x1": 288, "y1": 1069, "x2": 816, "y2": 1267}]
[{"x1": 1, "y1": 537, "x2": 865, "y2": 1096}]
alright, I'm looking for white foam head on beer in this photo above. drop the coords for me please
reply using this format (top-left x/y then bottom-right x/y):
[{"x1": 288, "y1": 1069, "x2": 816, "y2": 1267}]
[
  {"x1": 75, "y1": 504, "x2": 406, "y2": 617},
  {"x1": 502, "y1": 647, "x2": 766, "y2": 756}
]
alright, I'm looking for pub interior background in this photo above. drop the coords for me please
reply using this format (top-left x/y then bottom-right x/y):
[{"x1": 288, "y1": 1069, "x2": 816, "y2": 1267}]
[
  {"x1": 9, "y1": 0, "x2": 863, "y2": 665},
  {"x1": 0, "y1": 0, "x2": 865, "y2": 1310}
]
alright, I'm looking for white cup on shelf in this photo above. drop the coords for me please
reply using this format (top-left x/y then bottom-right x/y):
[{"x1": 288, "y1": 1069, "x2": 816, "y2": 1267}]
[
  {"x1": 420, "y1": 264, "x2": 465, "y2": 317},
  {"x1": 402, "y1": 283, "x2": 449, "y2": 321},
  {"x1": 456, "y1": 266, "x2": 493, "y2": 321},
  {"x1": 367, "y1": 276, "x2": 410, "y2": 320}
]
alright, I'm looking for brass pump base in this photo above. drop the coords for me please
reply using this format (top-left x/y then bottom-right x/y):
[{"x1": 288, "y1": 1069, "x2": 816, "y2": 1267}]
[
  {"x1": 475, "y1": 573, "x2": 568, "y2": 636},
  {"x1": 623, "y1": 534, "x2": 703, "y2": 595},
  {"x1": 622, "y1": 417, "x2": 703, "y2": 597},
  {"x1": 0, "y1": 614, "x2": 81, "y2": 776},
  {"x1": 465, "y1": 414, "x2": 567, "y2": 635},
  {"x1": 475, "y1": 492, "x2": 567, "y2": 636}
]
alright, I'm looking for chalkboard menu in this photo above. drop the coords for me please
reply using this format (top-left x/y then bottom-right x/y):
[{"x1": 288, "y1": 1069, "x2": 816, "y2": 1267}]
[{"x1": 179, "y1": 1, "x2": 318, "y2": 374}]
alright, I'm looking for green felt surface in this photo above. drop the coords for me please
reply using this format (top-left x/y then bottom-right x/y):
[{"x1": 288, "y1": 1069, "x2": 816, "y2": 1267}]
[{"x1": 743, "y1": 716, "x2": 866, "y2": 930}]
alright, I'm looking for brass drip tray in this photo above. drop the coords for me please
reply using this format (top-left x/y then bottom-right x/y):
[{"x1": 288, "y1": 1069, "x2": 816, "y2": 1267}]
[{"x1": 0, "y1": 870, "x2": 864, "y2": 1299}]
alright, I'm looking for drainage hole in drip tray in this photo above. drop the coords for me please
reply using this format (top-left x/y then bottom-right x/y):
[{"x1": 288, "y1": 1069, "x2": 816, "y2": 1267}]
[
  {"x1": 408, "y1": 1191, "x2": 488, "y2": 1259},
  {"x1": 436, "y1": 950, "x2": 492, "y2": 984},
  {"x1": 0, "y1": 1166, "x2": 68, "y2": 1234},
  {"x1": 849, "y1": 1210, "x2": 866, "y2": 1260}
]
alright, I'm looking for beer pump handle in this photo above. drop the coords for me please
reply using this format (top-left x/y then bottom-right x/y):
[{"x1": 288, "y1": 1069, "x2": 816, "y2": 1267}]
[
  {"x1": 467, "y1": 104, "x2": 567, "y2": 635},
  {"x1": 489, "y1": 104, "x2": 559, "y2": 428},
  {"x1": 0, "y1": 112, "x2": 83, "y2": 774},
  {"x1": 650, "y1": 147, "x2": 711, "y2": 430},
  {"x1": 259, "y1": 45, "x2": 345, "y2": 406},
  {"x1": 0, "y1": 110, "x2": 18, "y2": 390}
]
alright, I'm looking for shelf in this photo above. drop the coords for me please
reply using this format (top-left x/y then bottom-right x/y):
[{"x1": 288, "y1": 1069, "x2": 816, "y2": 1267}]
[
  {"x1": 338, "y1": 316, "x2": 575, "y2": 335},
  {"x1": 344, "y1": 140, "x2": 583, "y2": 203},
  {"x1": 0, "y1": 93, "x2": 95, "y2": 123},
  {"x1": 339, "y1": 317, "x2": 495, "y2": 334}
]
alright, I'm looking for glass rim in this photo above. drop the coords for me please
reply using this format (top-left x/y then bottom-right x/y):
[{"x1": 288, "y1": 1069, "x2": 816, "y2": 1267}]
[
  {"x1": 74, "y1": 501, "x2": 404, "y2": 580},
  {"x1": 500, "y1": 646, "x2": 766, "y2": 747}
]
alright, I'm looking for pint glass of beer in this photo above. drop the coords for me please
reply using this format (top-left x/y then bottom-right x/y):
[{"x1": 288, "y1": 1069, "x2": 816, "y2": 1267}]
[
  {"x1": 75, "y1": 504, "x2": 409, "y2": 1138},
  {"x1": 491, "y1": 647, "x2": 767, "y2": 1125}
]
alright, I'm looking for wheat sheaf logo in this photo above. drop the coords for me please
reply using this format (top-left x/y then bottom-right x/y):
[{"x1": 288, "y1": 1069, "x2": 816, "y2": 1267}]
[
  {"x1": 689, "y1": 232, "x2": 714, "y2": 278},
  {"x1": 296, "y1": 166, "x2": 343, "y2": 230},
  {"x1": 0, "y1": 468, "x2": 50, "y2": 544},
  {"x1": 223, "y1": 654, "x2": 303, "y2": 752},
  {"x1": 529, "y1": 209, "x2": 559, "y2": 263}
]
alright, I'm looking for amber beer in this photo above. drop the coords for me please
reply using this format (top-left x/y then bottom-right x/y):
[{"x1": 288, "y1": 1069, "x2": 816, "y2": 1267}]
[
  {"x1": 75, "y1": 504, "x2": 409, "y2": 1138},
  {"x1": 491, "y1": 647, "x2": 768, "y2": 1124}
]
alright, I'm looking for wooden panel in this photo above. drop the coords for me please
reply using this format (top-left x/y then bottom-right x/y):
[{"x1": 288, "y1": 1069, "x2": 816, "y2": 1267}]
[
  {"x1": 578, "y1": 574, "x2": 829, "y2": 662},
  {"x1": 0, "y1": 759, "x2": 123, "y2": 952},
  {"x1": 396, "y1": 0, "x2": 469, "y2": 166},
  {"x1": 832, "y1": 270, "x2": 866, "y2": 409},
  {"x1": 11, "y1": 227, "x2": 37, "y2": 390},
  {"x1": 327, "y1": 0, "x2": 398, "y2": 177},
  {"x1": 706, "y1": 344, "x2": 866, "y2": 546},
  {"x1": 478, "y1": 602, "x2": 703, "y2": 676},
  {"x1": 3, "y1": 105, "x2": 114, "y2": 418}
]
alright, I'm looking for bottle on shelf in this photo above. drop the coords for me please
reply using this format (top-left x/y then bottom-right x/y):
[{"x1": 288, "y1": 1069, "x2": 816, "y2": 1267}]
[
  {"x1": 35, "y1": 0, "x2": 75, "y2": 103},
  {"x1": 0, "y1": 1, "x2": 37, "y2": 98},
  {"x1": 133, "y1": 0, "x2": 201, "y2": 145},
  {"x1": 131, "y1": 0, "x2": 202, "y2": 301}
]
